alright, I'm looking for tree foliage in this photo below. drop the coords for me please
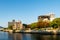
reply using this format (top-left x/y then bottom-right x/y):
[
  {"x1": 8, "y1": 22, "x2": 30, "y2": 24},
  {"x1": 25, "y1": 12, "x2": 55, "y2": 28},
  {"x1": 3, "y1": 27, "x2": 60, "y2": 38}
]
[
  {"x1": 53, "y1": 18, "x2": 60, "y2": 26},
  {"x1": 30, "y1": 22, "x2": 37, "y2": 29},
  {"x1": 50, "y1": 18, "x2": 60, "y2": 28},
  {"x1": 23, "y1": 24, "x2": 27, "y2": 28},
  {"x1": 30, "y1": 20, "x2": 50, "y2": 29},
  {"x1": 37, "y1": 21, "x2": 50, "y2": 28}
]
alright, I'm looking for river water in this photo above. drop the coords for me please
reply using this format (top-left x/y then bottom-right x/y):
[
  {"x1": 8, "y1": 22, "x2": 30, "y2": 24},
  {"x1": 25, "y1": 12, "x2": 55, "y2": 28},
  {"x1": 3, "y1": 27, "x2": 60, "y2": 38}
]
[{"x1": 0, "y1": 31, "x2": 60, "y2": 40}]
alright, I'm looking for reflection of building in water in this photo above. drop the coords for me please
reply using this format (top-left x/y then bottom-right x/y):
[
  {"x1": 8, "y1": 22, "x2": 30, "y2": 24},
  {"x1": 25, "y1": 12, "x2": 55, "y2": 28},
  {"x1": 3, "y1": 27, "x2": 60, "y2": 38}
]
[
  {"x1": 8, "y1": 33, "x2": 14, "y2": 40},
  {"x1": 8, "y1": 20, "x2": 23, "y2": 30},
  {"x1": 8, "y1": 33, "x2": 22, "y2": 40},
  {"x1": 38, "y1": 13, "x2": 55, "y2": 22},
  {"x1": 13, "y1": 33, "x2": 22, "y2": 40}
]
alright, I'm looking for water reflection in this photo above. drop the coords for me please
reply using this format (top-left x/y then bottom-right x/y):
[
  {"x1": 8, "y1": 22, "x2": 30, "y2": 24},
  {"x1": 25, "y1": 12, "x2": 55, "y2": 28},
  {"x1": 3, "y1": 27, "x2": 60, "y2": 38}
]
[
  {"x1": 0, "y1": 31, "x2": 8, "y2": 40},
  {"x1": 31, "y1": 34, "x2": 60, "y2": 40},
  {"x1": 31, "y1": 34, "x2": 52, "y2": 40},
  {"x1": 8, "y1": 33, "x2": 22, "y2": 40},
  {"x1": 56, "y1": 35, "x2": 60, "y2": 40},
  {"x1": 7, "y1": 33, "x2": 60, "y2": 40},
  {"x1": 31, "y1": 34, "x2": 42, "y2": 40},
  {"x1": 22, "y1": 34, "x2": 31, "y2": 40},
  {"x1": 1, "y1": 31, "x2": 60, "y2": 40},
  {"x1": 8, "y1": 33, "x2": 31, "y2": 40}
]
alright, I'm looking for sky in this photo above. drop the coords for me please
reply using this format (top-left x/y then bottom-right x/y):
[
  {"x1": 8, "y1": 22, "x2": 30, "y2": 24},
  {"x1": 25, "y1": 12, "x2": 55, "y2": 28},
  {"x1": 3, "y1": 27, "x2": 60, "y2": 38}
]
[{"x1": 0, "y1": 0, "x2": 60, "y2": 27}]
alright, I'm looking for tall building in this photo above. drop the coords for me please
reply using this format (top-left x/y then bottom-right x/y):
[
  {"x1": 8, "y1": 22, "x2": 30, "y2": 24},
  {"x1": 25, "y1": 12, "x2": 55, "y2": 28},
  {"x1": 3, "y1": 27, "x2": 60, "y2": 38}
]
[
  {"x1": 38, "y1": 13, "x2": 55, "y2": 22},
  {"x1": 8, "y1": 20, "x2": 23, "y2": 30}
]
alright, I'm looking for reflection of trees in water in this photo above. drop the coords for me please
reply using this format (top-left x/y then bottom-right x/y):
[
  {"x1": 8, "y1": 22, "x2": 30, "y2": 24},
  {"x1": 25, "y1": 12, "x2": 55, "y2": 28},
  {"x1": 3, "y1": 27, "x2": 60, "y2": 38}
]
[
  {"x1": 31, "y1": 34, "x2": 43, "y2": 40},
  {"x1": 21, "y1": 34, "x2": 31, "y2": 40},
  {"x1": 8, "y1": 33, "x2": 22, "y2": 40},
  {"x1": 52, "y1": 35, "x2": 57, "y2": 40},
  {"x1": 49, "y1": 35, "x2": 60, "y2": 40},
  {"x1": 31, "y1": 34, "x2": 60, "y2": 40},
  {"x1": 31, "y1": 34, "x2": 55, "y2": 40},
  {"x1": 56, "y1": 35, "x2": 60, "y2": 40},
  {"x1": 42, "y1": 35, "x2": 54, "y2": 40}
]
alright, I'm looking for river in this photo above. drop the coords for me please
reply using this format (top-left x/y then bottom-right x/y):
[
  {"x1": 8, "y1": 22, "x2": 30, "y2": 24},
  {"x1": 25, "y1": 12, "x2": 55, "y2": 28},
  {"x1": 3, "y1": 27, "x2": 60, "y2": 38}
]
[{"x1": 0, "y1": 31, "x2": 60, "y2": 40}]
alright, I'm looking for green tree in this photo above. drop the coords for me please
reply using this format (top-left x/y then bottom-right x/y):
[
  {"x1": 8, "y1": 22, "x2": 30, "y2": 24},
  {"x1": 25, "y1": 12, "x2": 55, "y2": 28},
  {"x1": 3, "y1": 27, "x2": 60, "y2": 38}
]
[
  {"x1": 23, "y1": 24, "x2": 27, "y2": 28},
  {"x1": 50, "y1": 18, "x2": 60, "y2": 28},
  {"x1": 30, "y1": 22, "x2": 37, "y2": 29},
  {"x1": 53, "y1": 18, "x2": 60, "y2": 26}
]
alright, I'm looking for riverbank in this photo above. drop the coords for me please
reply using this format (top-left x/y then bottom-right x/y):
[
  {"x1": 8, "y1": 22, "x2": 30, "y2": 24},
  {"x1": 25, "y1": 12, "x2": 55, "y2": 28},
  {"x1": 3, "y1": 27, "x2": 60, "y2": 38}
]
[{"x1": 1, "y1": 29, "x2": 60, "y2": 35}]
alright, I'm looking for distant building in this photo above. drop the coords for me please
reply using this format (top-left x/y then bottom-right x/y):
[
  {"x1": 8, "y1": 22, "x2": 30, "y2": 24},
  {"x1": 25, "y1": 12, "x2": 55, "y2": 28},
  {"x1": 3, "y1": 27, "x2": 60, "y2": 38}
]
[
  {"x1": 38, "y1": 13, "x2": 55, "y2": 22},
  {"x1": 0, "y1": 26, "x2": 3, "y2": 31},
  {"x1": 8, "y1": 20, "x2": 23, "y2": 30}
]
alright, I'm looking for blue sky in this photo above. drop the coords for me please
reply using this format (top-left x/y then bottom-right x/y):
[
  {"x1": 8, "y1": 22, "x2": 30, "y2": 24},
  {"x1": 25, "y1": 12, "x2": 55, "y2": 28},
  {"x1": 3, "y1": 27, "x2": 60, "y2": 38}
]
[{"x1": 0, "y1": 0, "x2": 60, "y2": 27}]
